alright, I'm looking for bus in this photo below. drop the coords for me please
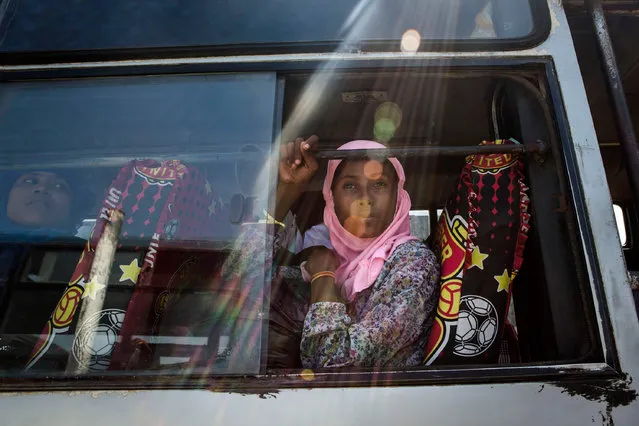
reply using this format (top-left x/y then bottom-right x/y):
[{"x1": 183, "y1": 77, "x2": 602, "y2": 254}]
[{"x1": 0, "y1": 1, "x2": 638, "y2": 425}]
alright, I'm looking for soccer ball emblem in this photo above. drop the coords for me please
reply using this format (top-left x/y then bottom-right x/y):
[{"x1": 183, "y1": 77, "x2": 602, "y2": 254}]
[
  {"x1": 453, "y1": 295, "x2": 498, "y2": 357},
  {"x1": 437, "y1": 279, "x2": 462, "y2": 320},
  {"x1": 478, "y1": 317, "x2": 498, "y2": 346},
  {"x1": 72, "y1": 309, "x2": 126, "y2": 371}
]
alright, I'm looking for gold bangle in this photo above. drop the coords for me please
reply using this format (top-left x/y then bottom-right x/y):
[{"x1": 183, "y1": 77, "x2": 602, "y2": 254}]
[
  {"x1": 311, "y1": 271, "x2": 336, "y2": 284},
  {"x1": 262, "y1": 210, "x2": 286, "y2": 228}
]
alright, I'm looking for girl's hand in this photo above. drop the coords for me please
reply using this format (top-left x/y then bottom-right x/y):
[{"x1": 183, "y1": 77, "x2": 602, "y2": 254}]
[
  {"x1": 278, "y1": 135, "x2": 319, "y2": 188},
  {"x1": 306, "y1": 247, "x2": 341, "y2": 303},
  {"x1": 274, "y1": 135, "x2": 319, "y2": 221}
]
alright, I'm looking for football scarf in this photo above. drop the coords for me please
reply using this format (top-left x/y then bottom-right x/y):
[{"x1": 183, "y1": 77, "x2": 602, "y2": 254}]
[
  {"x1": 424, "y1": 139, "x2": 531, "y2": 365},
  {"x1": 26, "y1": 160, "x2": 227, "y2": 371}
]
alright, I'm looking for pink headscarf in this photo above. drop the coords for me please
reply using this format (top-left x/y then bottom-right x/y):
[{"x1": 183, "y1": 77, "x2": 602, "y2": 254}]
[{"x1": 323, "y1": 140, "x2": 416, "y2": 302}]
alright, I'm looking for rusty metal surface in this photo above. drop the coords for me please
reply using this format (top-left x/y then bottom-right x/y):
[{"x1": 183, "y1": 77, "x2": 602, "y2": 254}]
[{"x1": 0, "y1": 379, "x2": 633, "y2": 426}]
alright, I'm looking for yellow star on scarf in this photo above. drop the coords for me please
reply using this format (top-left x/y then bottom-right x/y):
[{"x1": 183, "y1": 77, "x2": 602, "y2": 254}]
[
  {"x1": 494, "y1": 269, "x2": 512, "y2": 293},
  {"x1": 470, "y1": 246, "x2": 489, "y2": 270},
  {"x1": 205, "y1": 180, "x2": 212, "y2": 195},
  {"x1": 119, "y1": 258, "x2": 141, "y2": 284},
  {"x1": 82, "y1": 278, "x2": 105, "y2": 300}
]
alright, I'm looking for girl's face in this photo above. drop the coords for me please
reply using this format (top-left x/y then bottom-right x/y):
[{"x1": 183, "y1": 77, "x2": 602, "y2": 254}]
[
  {"x1": 332, "y1": 159, "x2": 398, "y2": 238},
  {"x1": 6, "y1": 172, "x2": 72, "y2": 228}
]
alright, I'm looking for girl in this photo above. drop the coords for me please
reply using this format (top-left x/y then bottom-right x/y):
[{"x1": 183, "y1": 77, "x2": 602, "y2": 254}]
[
  {"x1": 0, "y1": 170, "x2": 92, "y2": 238},
  {"x1": 0, "y1": 169, "x2": 93, "y2": 297},
  {"x1": 223, "y1": 137, "x2": 440, "y2": 369},
  {"x1": 0, "y1": 170, "x2": 93, "y2": 369}
]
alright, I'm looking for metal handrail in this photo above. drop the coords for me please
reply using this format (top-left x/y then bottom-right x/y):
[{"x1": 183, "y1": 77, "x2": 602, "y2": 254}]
[{"x1": 315, "y1": 140, "x2": 547, "y2": 160}]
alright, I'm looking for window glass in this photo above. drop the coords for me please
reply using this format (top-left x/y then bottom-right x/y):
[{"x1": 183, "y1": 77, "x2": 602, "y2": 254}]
[
  {"x1": 408, "y1": 209, "x2": 443, "y2": 240},
  {"x1": 0, "y1": 69, "x2": 603, "y2": 383},
  {"x1": 274, "y1": 70, "x2": 602, "y2": 371},
  {"x1": 0, "y1": 0, "x2": 538, "y2": 54},
  {"x1": 613, "y1": 204, "x2": 628, "y2": 247},
  {"x1": 0, "y1": 73, "x2": 276, "y2": 375}
]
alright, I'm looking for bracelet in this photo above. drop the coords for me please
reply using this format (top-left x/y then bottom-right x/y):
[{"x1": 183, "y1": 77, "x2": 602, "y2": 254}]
[
  {"x1": 262, "y1": 210, "x2": 286, "y2": 228},
  {"x1": 311, "y1": 271, "x2": 336, "y2": 284}
]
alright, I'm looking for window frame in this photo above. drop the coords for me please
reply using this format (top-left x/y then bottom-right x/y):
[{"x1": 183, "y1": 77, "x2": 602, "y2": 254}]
[
  {"x1": 0, "y1": 0, "x2": 552, "y2": 66},
  {"x1": 0, "y1": 56, "x2": 623, "y2": 391}
]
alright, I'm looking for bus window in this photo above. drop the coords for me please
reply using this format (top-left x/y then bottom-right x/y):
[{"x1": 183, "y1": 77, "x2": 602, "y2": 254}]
[
  {"x1": 408, "y1": 209, "x2": 444, "y2": 241},
  {"x1": 0, "y1": 67, "x2": 604, "y2": 378},
  {"x1": 0, "y1": 73, "x2": 277, "y2": 374},
  {"x1": 0, "y1": 0, "x2": 546, "y2": 59},
  {"x1": 269, "y1": 69, "x2": 602, "y2": 369}
]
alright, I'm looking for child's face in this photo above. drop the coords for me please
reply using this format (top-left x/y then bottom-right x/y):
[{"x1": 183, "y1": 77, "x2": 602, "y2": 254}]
[
  {"x1": 331, "y1": 160, "x2": 398, "y2": 238},
  {"x1": 7, "y1": 172, "x2": 72, "y2": 228}
]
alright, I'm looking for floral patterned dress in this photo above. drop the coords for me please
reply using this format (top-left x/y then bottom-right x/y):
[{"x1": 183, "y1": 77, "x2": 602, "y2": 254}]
[{"x1": 221, "y1": 217, "x2": 440, "y2": 369}]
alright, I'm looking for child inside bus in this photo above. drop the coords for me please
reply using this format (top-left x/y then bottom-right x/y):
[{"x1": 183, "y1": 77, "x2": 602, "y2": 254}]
[
  {"x1": 0, "y1": 170, "x2": 93, "y2": 294},
  {"x1": 1, "y1": 171, "x2": 78, "y2": 234},
  {"x1": 223, "y1": 137, "x2": 440, "y2": 369}
]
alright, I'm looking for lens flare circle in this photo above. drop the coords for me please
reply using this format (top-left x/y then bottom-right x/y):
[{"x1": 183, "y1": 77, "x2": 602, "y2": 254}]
[{"x1": 401, "y1": 29, "x2": 421, "y2": 53}]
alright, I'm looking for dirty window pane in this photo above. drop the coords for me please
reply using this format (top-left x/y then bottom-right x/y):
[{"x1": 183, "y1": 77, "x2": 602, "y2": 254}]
[
  {"x1": 0, "y1": 73, "x2": 276, "y2": 375},
  {"x1": 0, "y1": 0, "x2": 537, "y2": 54}
]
